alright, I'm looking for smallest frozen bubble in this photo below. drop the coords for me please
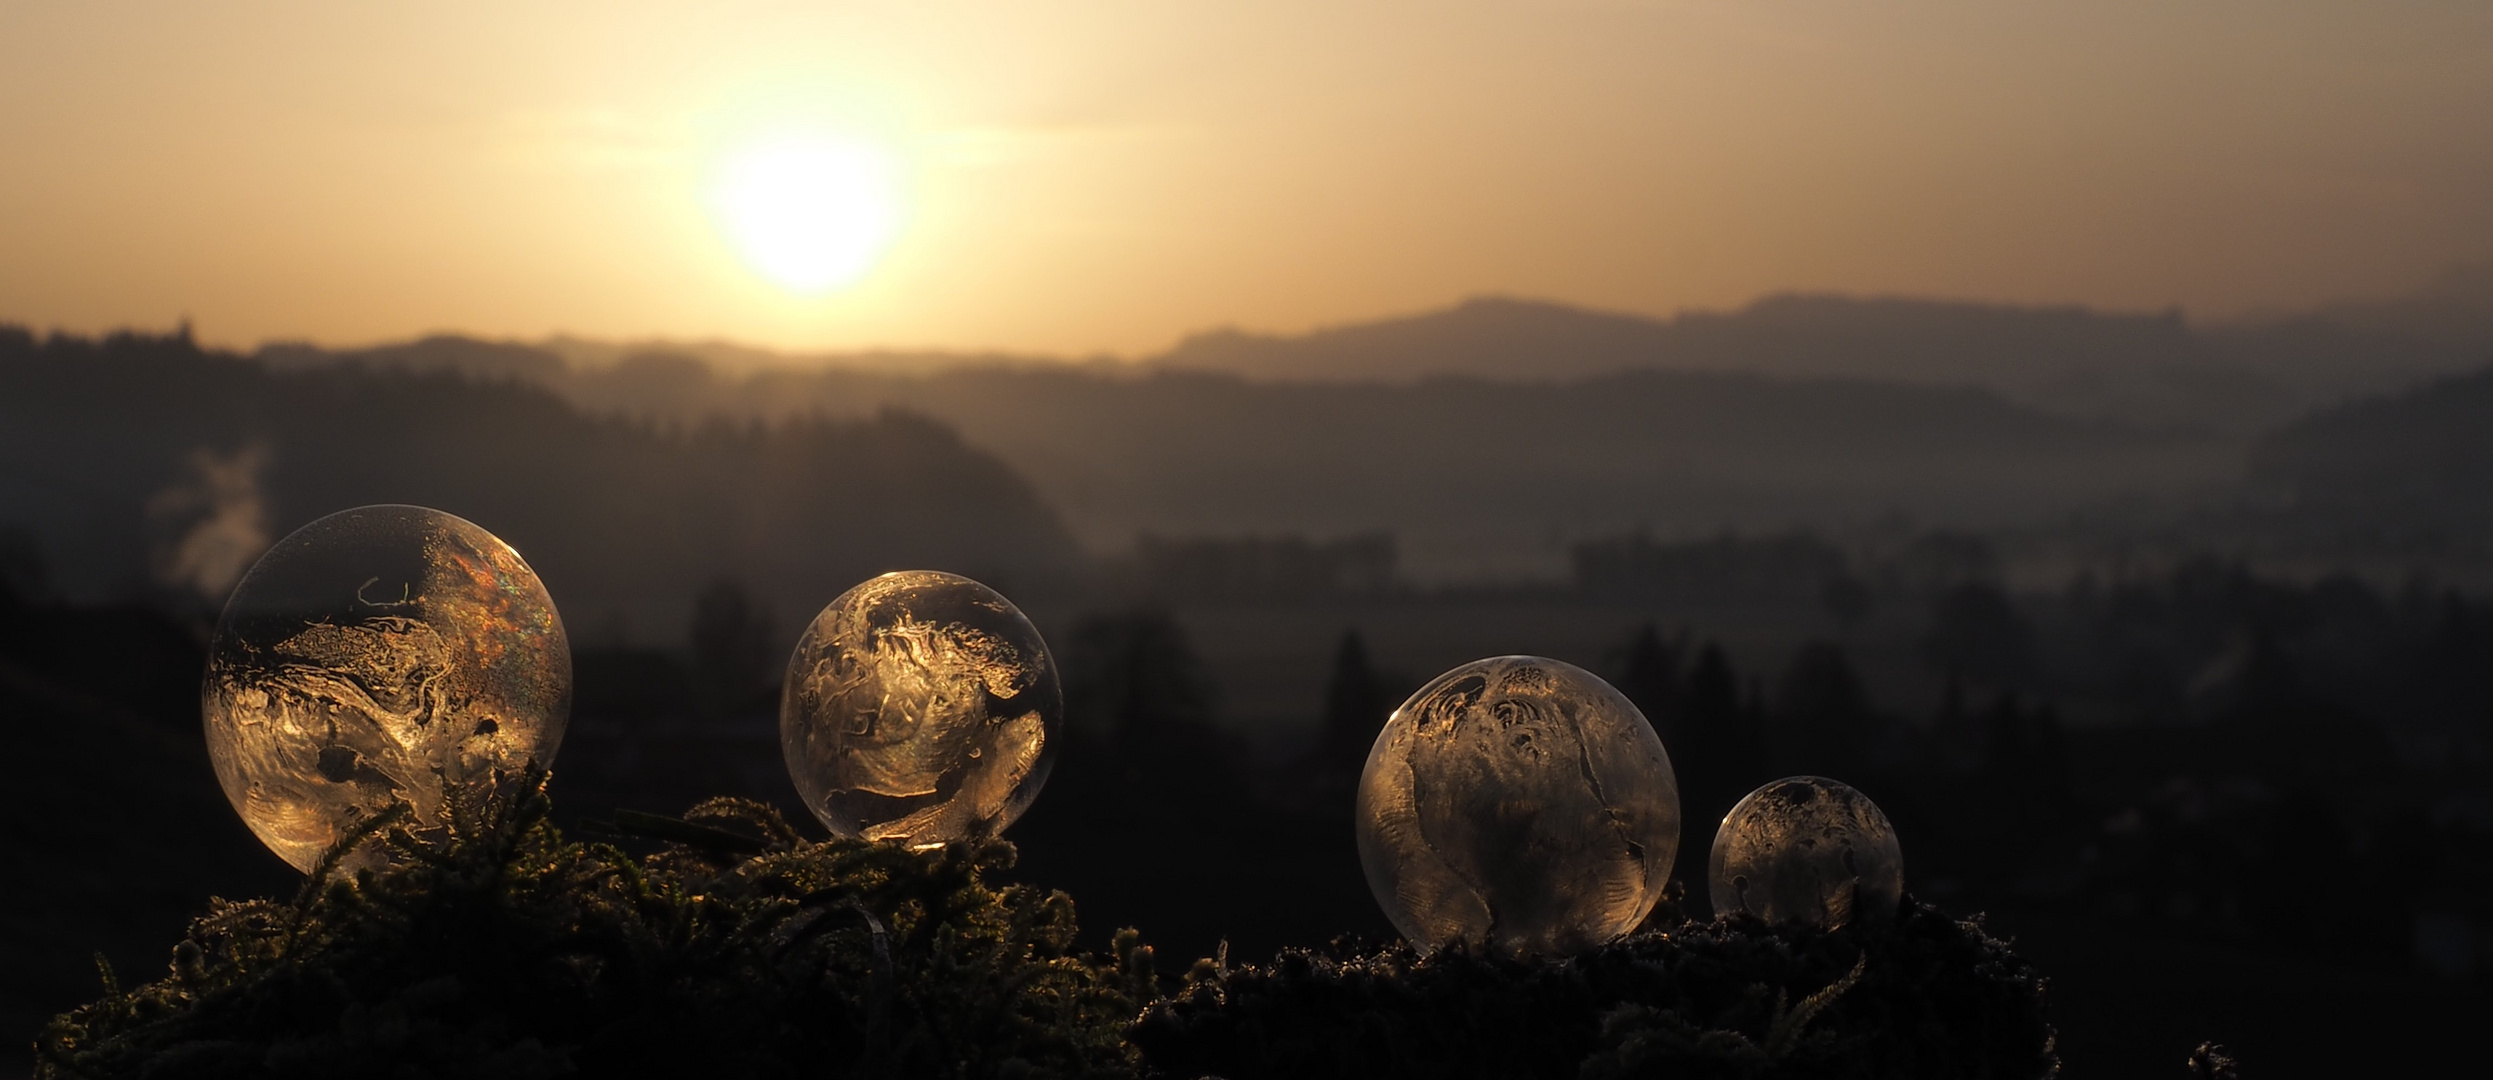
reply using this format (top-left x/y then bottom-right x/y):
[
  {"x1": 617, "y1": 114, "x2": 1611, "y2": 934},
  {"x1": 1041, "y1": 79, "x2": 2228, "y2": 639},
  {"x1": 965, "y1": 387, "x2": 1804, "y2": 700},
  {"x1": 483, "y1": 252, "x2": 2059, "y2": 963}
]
[{"x1": 1709, "y1": 776, "x2": 1902, "y2": 930}]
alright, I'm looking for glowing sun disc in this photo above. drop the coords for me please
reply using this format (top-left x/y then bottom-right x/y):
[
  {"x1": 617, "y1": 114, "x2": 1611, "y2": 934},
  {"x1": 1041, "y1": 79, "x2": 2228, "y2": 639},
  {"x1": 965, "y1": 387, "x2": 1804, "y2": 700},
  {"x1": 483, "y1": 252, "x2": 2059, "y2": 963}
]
[{"x1": 713, "y1": 137, "x2": 902, "y2": 294}]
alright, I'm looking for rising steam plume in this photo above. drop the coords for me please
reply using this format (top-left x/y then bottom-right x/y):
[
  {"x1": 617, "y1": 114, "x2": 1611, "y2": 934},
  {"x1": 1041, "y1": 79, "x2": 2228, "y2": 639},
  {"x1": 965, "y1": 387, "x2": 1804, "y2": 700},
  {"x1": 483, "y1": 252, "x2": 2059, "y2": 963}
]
[{"x1": 147, "y1": 442, "x2": 272, "y2": 601}]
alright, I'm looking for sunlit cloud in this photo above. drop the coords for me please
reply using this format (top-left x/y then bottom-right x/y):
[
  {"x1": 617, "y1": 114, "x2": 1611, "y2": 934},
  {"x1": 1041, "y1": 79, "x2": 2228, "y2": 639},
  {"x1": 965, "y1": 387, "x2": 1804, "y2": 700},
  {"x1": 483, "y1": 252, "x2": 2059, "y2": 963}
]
[
  {"x1": 924, "y1": 123, "x2": 1207, "y2": 169},
  {"x1": 498, "y1": 108, "x2": 695, "y2": 173}
]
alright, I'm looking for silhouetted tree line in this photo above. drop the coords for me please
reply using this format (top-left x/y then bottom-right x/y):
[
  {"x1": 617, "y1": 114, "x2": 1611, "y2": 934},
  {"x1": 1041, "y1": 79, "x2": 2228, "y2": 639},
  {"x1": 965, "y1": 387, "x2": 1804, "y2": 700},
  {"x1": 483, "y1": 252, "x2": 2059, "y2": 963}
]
[
  {"x1": 1006, "y1": 609, "x2": 1400, "y2": 956},
  {"x1": 1764, "y1": 559, "x2": 2488, "y2": 975},
  {"x1": 1002, "y1": 560, "x2": 2491, "y2": 981},
  {"x1": 1064, "y1": 559, "x2": 2491, "y2": 971}
]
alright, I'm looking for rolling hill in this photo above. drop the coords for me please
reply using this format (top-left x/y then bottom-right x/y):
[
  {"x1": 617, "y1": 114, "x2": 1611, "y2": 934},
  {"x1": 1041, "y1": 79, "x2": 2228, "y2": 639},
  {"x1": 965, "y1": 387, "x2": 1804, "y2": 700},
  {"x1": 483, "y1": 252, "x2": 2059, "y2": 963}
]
[
  {"x1": 1157, "y1": 291, "x2": 2491, "y2": 433},
  {"x1": 0, "y1": 327, "x2": 1082, "y2": 642},
  {"x1": 2243, "y1": 363, "x2": 2493, "y2": 563}
]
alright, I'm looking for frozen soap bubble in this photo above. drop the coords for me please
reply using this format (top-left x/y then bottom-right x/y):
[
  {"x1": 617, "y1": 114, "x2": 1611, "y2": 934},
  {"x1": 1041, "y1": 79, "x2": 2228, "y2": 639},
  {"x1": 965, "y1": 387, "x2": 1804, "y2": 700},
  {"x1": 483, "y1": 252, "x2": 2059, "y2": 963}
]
[
  {"x1": 1355, "y1": 655, "x2": 1680, "y2": 957},
  {"x1": 203, "y1": 505, "x2": 572, "y2": 872},
  {"x1": 1709, "y1": 776, "x2": 1903, "y2": 929},
  {"x1": 780, "y1": 571, "x2": 1062, "y2": 847}
]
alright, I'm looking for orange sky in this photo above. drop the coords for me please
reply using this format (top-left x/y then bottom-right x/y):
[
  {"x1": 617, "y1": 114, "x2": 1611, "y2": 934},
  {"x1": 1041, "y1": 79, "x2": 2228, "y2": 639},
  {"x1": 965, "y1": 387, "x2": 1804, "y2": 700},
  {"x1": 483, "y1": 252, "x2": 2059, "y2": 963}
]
[{"x1": 3, "y1": 1, "x2": 2489, "y2": 356}]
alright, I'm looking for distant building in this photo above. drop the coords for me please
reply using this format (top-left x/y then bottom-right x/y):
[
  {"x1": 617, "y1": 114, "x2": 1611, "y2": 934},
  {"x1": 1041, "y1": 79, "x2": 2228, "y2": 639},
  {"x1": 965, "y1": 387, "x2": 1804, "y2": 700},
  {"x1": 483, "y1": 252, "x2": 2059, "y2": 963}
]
[
  {"x1": 1887, "y1": 529, "x2": 2002, "y2": 593},
  {"x1": 1127, "y1": 532, "x2": 1398, "y2": 602},
  {"x1": 1571, "y1": 530, "x2": 1847, "y2": 603}
]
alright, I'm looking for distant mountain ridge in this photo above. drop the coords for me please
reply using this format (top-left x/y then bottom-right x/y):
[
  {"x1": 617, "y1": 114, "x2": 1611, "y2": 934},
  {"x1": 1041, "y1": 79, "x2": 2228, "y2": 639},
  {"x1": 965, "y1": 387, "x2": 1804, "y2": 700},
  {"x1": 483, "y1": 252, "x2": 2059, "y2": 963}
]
[
  {"x1": 264, "y1": 280, "x2": 2493, "y2": 435},
  {"x1": 1166, "y1": 294, "x2": 2205, "y2": 385},
  {"x1": 233, "y1": 335, "x2": 2240, "y2": 579},
  {"x1": 1156, "y1": 290, "x2": 2493, "y2": 432}
]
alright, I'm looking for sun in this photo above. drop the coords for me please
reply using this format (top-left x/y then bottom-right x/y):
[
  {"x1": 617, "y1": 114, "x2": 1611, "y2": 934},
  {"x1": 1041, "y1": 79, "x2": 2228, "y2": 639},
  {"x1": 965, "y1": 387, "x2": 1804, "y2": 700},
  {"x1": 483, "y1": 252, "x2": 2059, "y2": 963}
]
[{"x1": 711, "y1": 136, "x2": 903, "y2": 295}]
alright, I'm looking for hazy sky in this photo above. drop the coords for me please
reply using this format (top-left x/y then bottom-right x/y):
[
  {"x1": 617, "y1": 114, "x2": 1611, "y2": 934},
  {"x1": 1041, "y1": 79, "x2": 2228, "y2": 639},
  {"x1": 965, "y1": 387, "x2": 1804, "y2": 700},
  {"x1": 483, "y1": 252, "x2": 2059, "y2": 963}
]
[{"x1": 4, "y1": 1, "x2": 2489, "y2": 355}]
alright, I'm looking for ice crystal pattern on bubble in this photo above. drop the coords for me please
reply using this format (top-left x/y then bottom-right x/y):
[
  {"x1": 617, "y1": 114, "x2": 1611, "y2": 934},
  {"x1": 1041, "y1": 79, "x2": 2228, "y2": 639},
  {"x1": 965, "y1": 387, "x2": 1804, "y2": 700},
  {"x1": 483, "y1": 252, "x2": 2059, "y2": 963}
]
[
  {"x1": 202, "y1": 505, "x2": 572, "y2": 872},
  {"x1": 1356, "y1": 655, "x2": 1680, "y2": 957},
  {"x1": 780, "y1": 571, "x2": 1062, "y2": 846},
  {"x1": 1709, "y1": 776, "x2": 1903, "y2": 929}
]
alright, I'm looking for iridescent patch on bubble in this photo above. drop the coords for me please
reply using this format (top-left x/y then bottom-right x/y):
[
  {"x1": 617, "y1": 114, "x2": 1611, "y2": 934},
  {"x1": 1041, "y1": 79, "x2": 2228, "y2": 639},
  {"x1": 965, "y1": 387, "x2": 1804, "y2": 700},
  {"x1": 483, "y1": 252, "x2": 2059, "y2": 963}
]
[{"x1": 203, "y1": 505, "x2": 572, "y2": 872}]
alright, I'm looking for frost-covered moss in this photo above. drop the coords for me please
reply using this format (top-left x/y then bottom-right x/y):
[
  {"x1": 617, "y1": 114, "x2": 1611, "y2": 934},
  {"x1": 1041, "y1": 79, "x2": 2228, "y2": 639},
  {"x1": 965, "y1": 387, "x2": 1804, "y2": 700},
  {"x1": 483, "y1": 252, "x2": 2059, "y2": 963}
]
[
  {"x1": 38, "y1": 772, "x2": 2070, "y2": 1079},
  {"x1": 36, "y1": 772, "x2": 1154, "y2": 1080},
  {"x1": 1132, "y1": 900, "x2": 2059, "y2": 1080}
]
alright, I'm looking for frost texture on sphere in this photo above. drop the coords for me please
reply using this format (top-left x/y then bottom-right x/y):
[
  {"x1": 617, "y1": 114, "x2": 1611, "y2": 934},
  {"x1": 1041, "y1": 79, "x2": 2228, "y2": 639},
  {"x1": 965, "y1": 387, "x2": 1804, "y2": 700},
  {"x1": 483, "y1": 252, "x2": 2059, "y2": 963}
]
[
  {"x1": 1355, "y1": 656, "x2": 1680, "y2": 957},
  {"x1": 780, "y1": 571, "x2": 1062, "y2": 846},
  {"x1": 203, "y1": 505, "x2": 572, "y2": 872},
  {"x1": 1709, "y1": 776, "x2": 1903, "y2": 929}
]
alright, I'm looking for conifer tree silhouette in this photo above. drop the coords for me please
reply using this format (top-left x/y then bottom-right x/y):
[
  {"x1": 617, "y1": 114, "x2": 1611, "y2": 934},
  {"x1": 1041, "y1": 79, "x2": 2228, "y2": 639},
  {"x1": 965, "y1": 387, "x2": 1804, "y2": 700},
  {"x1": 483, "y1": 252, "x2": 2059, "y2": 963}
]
[{"x1": 1320, "y1": 630, "x2": 1385, "y2": 762}]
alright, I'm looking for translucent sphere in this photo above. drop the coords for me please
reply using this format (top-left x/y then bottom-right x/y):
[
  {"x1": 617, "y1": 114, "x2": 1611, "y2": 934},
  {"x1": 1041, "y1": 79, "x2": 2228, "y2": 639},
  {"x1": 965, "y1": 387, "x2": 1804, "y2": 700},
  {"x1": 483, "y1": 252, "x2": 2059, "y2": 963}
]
[
  {"x1": 780, "y1": 571, "x2": 1062, "y2": 846},
  {"x1": 1355, "y1": 655, "x2": 1680, "y2": 957},
  {"x1": 1709, "y1": 776, "x2": 1903, "y2": 929},
  {"x1": 203, "y1": 505, "x2": 572, "y2": 872}
]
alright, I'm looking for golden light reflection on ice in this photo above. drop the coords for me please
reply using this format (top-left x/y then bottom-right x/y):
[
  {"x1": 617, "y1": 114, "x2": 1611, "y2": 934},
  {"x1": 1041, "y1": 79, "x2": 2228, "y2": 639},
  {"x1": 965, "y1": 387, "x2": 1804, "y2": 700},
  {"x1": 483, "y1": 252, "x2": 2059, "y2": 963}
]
[
  {"x1": 780, "y1": 571, "x2": 1061, "y2": 846},
  {"x1": 1356, "y1": 655, "x2": 1681, "y2": 958},
  {"x1": 202, "y1": 505, "x2": 571, "y2": 872},
  {"x1": 1709, "y1": 776, "x2": 1903, "y2": 930}
]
